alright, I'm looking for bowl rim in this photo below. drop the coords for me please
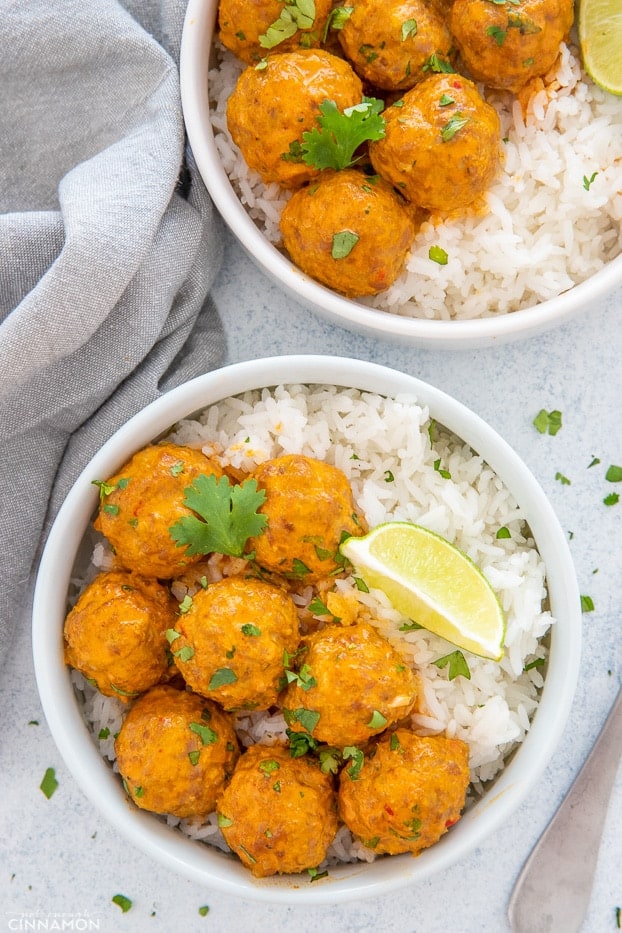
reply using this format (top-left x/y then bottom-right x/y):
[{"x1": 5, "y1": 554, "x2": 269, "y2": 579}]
[
  {"x1": 32, "y1": 355, "x2": 582, "y2": 903},
  {"x1": 179, "y1": 0, "x2": 622, "y2": 348}
]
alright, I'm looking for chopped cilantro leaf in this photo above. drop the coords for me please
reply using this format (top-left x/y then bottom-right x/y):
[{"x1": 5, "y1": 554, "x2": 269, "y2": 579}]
[
  {"x1": 169, "y1": 474, "x2": 267, "y2": 558},
  {"x1": 366, "y1": 710, "x2": 388, "y2": 729},
  {"x1": 429, "y1": 244, "x2": 448, "y2": 264},
  {"x1": 433, "y1": 650, "x2": 471, "y2": 680},
  {"x1": 606, "y1": 464, "x2": 622, "y2": 483},
  {"x1": 208, "y1": 667, "x2": 238, "y2": 690},
  {"x1": 259, "y1": 0, "x2": 316, "y2": 49},
  {"x1": 441, "y1": 113, "x2": 470, "y2": 142},
  {"x1": 332, "y1": 230, "x2": 359, "y2": 259},
  {"x1": 189, "y1": 722, "x2": 218, "y2": 745},
  {"x1": 604, "y1": 492, "x2": 619, "y2": 506},
  {"x1": 555, "y1": 471, "x2": 571, "y2": 485},
  {"x1": 496, "y1": 526, "x2": 511, "y2": 539},
  {"x1": 343, "y1": 745, "x2": 364, "y2": 779},
  {"x1": 580, "y1": 595, "x2": 594, "y2": 613},
  {"x1": 198, "y1": 906, "x2": 210, "y2": 917}
]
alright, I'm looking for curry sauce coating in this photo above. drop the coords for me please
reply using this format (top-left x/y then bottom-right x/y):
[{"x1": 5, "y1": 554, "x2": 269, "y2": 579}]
[
  {"x1": 283, "y1": 621, "x2": 418, "y2": 747},
  {"x1": 369, "y1": 73, "x2": 502, "y2": 214},
  {"x1": 338, "y1": 729, "x2": 470, "y2": 855},
  {"x1": 449, "y1": 0, "x2": 574, "y2": 93},
  {"x1": 115, "y1": 685, "x2": 240, "y2": 818},
  {"x1": 279, "y1": 169, "x2": 417, "y2": 297},
  {"x1": 170, "y1": 575, "x2": 300, "y2": 710},
  {"x1": 218, "y1": 0, "x2": 333, "y2": 64},
  {"x1": 246, "y1": 453, "x2": 366, "y2": 581},
  {"x1": 64, "y1": 570, "x2": 174, "y2": 700},
  {"x1": 216, "y1": 743, "x2": 339, "y2": 877},
  {"x1": 93, "y1": 443, "x2": 224, "y2": 579},
  {"x1": 338, "y1": 0, "x2": 455, "y2": 92},
  {"x1": 226, "y1": 49, "x2": 363, "y2": 189}
]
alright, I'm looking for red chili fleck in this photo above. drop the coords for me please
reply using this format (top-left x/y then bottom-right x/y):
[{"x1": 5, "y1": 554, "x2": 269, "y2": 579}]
[
  {"x1": 452, "y1": 81, "x2": 462, "y2": 89},
  {"x1": 445, "y1": 817, "x2": 459, "y2": 828},
  {"x1": 384, "y1": 804, "x2": 395, "y2": 816}
]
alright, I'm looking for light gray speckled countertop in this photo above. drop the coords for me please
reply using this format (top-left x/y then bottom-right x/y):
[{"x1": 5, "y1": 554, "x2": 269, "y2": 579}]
[{"x1": 2, "y1": 227, "x2": 621, "y2": 933}]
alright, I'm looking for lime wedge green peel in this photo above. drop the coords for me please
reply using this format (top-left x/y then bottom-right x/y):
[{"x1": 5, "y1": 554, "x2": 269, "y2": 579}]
[
  {"x1": 340, "y1": 522, "x2": 506, "y2": 661},
  {"x1": 579, "y1": 0, "x2": 622, "y2": 96}
]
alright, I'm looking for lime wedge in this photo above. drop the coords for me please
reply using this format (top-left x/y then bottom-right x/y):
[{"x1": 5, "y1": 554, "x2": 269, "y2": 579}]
[
  {"x1": 579, "y1": 0, "x2": 622, "y2": 95},
  {"x1": 340, "y1": 522, "x2": 505, "y2": 661}
]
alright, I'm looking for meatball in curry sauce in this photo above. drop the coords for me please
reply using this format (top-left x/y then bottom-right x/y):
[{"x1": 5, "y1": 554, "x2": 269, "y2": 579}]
[
  {"x1": 115, "y1": 685, "x2": 240, "y2": 818},
  {"x1": 279, "y1": 168, "x2": 417, "y2": 297},
  {"x1": 63, "y1": 570, "x2": 174, "y2": 700},
  {"x1": 170, "y1": 575, "x2": 300, "y2": 710},
  {"x1": 216, "y1": 743, "x2": 339, "y2": 877},
  {"x1": 338, "y1": 729, "x2": 470, "y2": 856},
  {"x1": 226, "y1": 49, "x2": 363, "y2": 189},
  {"x1": 94, "y1": 443, "x2": 224, "y2": 579},
  {"x1": 248, "y1": 453, "x2": 367, "y2": 581}
]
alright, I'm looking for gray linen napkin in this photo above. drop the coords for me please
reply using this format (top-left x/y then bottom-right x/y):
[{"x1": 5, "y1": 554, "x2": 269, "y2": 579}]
[{"x1": 0, "y1": 0, "x2": 226, "y2": 662}]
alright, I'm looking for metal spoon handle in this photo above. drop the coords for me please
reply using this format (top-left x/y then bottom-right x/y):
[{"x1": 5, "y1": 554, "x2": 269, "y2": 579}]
[{"x1": 508, "y1": 684, "x2": 622, "y2": 933}]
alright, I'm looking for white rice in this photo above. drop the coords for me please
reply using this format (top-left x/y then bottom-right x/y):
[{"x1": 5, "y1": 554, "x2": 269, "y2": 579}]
[
  {"x1": 72, "y1": 385, "x2": 553, "y2": 866},
  {"x1": 209, "y1": 39, "x2": 622, "y2": 319}
]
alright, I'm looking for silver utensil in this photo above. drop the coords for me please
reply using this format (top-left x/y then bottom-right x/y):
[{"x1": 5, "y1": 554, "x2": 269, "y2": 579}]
[{"x1": 508, "y1": 684, "x2": 622, "y2": 933}]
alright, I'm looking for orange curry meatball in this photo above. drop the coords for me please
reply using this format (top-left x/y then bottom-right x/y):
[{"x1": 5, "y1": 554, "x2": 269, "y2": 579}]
[
  {"x1": 338, "y1": 729, "x2": 470, "y2": 855},
  {"x1": 283, "y1": 621, "x2": 418, "y2": 747},
  {"x1": 450, "y1": 0, "x2": 574, "y2": 93},
  {"x1": 115, "y1": 685, "x2": 240, "y2": 818},
  {"x1": 247, "y1": 453, "x2": 366, "y2": 581},
  {"x1": 279, "y1": 168, "x2": 416, "y2": 297},
  {"x1": 218, "y1": 0, "x2": 333, "y2": 64},
  {"x1": 170, "y1": 575, "x2": 300, "y2": 710},
  {"x1": 64, "y1": 570, "x2": 174, "y2": 700},
  {"x1": 338, "y1": 0, "x2": 455, "y2": 92},
  {"x1": 226, "y1": 49, "x2": 363, "y2": 188},
  {"x1": 93, "y1": 442, "x2": 224, "y2": 579},
  {"x1": 369, "y1": 73, "x2": 502, "y2": 213},
  {"x1": 216, "y1": 743, "x2": 338, "y2": 876}
]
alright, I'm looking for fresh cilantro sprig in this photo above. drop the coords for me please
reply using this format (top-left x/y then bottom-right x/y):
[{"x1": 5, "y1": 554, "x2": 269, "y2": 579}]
[
  {"x1": 169, "y1": 474, "x2": 267, "y2": 558},
  {"x1": 286, "y1": 97, "x2": 386, "y2": 171}
]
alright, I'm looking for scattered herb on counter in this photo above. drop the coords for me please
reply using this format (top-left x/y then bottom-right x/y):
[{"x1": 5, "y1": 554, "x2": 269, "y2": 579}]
[
  {"x1": 40, "y1": 767, "x2": 58, "y2": 799},
  {"x1": 433, "y1": 650, "x2": 471, "y2": 680},
  {"x1": 169, "y1": 474, "x2": 267, "y2": 559},
  {"x1": 555, "y1": 471, "x2": 571, "y2": 485},
  {"x1": 289, "y1": 97, "x2": 385, "y2": 171},
  {"x1": 606, "y1": 464, "x2": 622, "y2": 483},
  {"x1": 580, "y1": 594, "x2": 595, "y2": 613},
  {"x1": 198, "y1": 905, "x2": 210, "y2": 917},
  {"x1": 615, "y1": 906, "x2": 621, "y2": 928},
  {"x1": 28, "y1": 720, "x2": 39, "y2": 726},
  {"x1": 604, "y1": 492, "x2": 619, "y2": 506},
  {"x1": 533, "y1": 408, "x2": 562, "y2": 435},
  {"x1": 112, "y1": 894, "x2": 132, "y2": 913},
  {"x1": 587, "y1": 456, "x2": 601, "y2": 468}
]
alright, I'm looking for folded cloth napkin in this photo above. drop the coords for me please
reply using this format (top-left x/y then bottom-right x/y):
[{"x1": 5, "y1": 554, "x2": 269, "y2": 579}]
[{"x1": 0, "y1": 0, "x2": 225, "y2": 663}]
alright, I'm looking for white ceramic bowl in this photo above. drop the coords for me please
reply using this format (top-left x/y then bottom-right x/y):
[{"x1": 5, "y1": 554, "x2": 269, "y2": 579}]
[
  {"x1": 179, "y1": 0, "x2": 622, "y2": 349},
  {"x1": 32, "y1": 356, "x2": 581, "y2": 904}
]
